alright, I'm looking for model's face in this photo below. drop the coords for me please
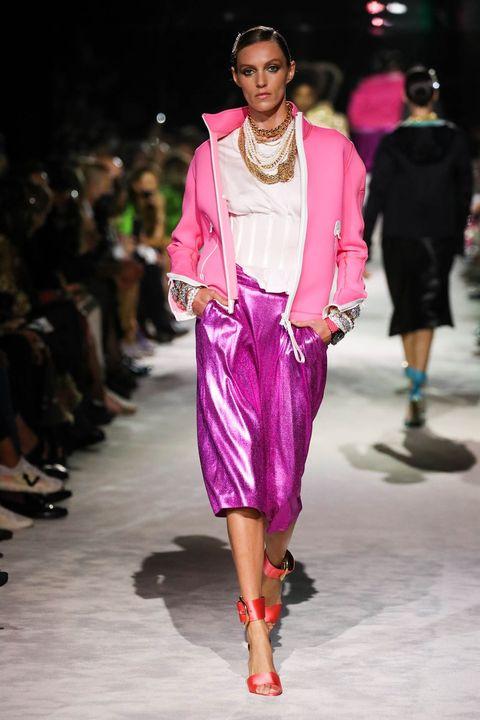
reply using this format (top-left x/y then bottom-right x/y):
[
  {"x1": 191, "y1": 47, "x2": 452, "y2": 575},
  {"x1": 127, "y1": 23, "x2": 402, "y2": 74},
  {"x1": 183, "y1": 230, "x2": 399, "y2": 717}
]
[{"x1": 231, "y1": 40, "x2": 295, "y2": 113}]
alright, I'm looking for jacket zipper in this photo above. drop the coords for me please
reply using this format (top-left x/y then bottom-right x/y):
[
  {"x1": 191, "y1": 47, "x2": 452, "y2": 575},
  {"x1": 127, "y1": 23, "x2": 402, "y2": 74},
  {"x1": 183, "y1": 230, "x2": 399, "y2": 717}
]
[
  {"x1": 198, "y1": 222, "x2": 217, "y2": 279},
  {"x1": 202, "y1": 115, "x2": 233, "y2": 313},
  {"x1": 279, "y1": 111, "x2": 309, "y2": 364},
  {"x1": 321, "y1": 220, "x2": 364, "y2": 317}
]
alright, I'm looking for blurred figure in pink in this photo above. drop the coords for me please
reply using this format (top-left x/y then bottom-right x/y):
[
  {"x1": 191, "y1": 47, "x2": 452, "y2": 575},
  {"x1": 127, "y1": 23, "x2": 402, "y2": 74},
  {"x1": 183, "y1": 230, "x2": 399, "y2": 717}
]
[{"x1": 347, "y1": 49, "x2": 405, "y2": 171}]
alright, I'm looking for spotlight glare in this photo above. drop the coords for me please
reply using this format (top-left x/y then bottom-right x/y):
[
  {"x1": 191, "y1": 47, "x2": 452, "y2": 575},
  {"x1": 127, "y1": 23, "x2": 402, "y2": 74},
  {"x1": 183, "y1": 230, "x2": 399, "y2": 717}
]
[
  {"x1": 156, "y1": 112, "x2": 166, "y2": 124},
  {"x1": 366, "y1": 1, "x2": 385, "y2": 13},
  {"x1": 386, "y1": 2, "x2": 407, "y2": 13},
  {"x1": 371, "y1": 16, "x2": 385, "y2": 26}
]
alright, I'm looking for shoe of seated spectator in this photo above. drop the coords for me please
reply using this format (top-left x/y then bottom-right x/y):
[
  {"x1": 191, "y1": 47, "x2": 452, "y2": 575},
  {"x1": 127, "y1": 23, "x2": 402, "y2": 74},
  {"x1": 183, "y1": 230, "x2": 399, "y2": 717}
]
[
  {"x1": 26, "y1": 443, "x2": 70, "y2": 481},
  {"x1": 0, "y1": 494, "x2": 68, "y2": 520},
  {"x1": 0, "y1": 502, "x2": 34, "y2": 530},
  {"x1": 121, "y1": 357, "x2": 151, "y2": 377},
  {"x1": 121, "y1": 341, "x2": 150, "y2": 359},
  {"x1": 136, "y1": 335, "x2": 157, "y2": 356},
  {"x1": 64, "y1": 423, "x2": 106, "y2": 453},
  {"x1": 39, "y1": 461, "x2": 69, "y2": 482},
  {"x1": 0, "y1": 458, "x2": 64, "y2": 495},
  {"x1": 83, "y1": 398, "x2": 115, "y2": 426},
  {"x1": 152, "y1": 330, "x2": 174, "y2": 344},
  {"x1": 166, "y1": 324, "x2": 189, "y2": 338},
  {"x1": 105, "y1": 389, "x2": 137, "y2": 415},
  {"x1": 19, "y1": 459, "x2": 69, "y2": 499}
]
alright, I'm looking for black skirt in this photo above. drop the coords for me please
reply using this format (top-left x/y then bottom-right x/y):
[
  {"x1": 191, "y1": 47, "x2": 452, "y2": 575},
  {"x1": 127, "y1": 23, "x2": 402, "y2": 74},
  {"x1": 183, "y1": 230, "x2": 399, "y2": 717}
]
[{"x1": 381, "y1": 235, "x2": 456, "y2": 336}]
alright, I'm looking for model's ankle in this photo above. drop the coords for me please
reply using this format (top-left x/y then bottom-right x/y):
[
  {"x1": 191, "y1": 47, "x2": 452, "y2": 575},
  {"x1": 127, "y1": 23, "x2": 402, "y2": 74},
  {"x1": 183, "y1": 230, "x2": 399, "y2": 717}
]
[{"x1": 265, "y1": 548, "x2": 285, "y2": 567}]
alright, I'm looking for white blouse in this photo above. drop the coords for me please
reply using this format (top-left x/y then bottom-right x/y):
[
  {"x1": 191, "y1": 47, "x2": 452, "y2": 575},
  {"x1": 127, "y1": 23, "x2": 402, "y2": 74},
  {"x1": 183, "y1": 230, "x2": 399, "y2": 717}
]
[{"x1": 217, "y1": 126, "x2": 301, "y2": 293}]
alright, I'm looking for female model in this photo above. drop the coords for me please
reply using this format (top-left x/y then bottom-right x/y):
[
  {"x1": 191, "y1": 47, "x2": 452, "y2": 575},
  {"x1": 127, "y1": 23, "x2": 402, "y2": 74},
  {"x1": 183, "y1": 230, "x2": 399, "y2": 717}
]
[
  {"x1": 166, "y1": 26, "x2": 368, "y2": 696},
  {"x1": 364, "y1": 66, "x2": 472, "y2": 427}
]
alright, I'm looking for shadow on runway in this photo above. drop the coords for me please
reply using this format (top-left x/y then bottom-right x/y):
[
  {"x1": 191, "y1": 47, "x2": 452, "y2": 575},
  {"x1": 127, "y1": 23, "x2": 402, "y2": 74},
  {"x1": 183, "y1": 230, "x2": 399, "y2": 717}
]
[
  {"x1": 131, "y1": 535, "x2": 317, "y2": 669},
  {"x1": 341, "y1": 428, "x2": 477, "y2": 484}
]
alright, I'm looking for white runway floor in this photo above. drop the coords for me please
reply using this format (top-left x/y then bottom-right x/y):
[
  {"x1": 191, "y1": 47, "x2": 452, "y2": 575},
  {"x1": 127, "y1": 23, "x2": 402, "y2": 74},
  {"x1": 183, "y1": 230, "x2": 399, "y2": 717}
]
[{"x1": 1, "y1": 257, "x2": 480, "y2": 720}]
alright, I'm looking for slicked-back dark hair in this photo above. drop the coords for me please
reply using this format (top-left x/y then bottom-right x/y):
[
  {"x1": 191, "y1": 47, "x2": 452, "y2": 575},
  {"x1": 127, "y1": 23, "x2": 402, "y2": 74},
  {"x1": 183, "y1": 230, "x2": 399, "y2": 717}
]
[
  {"x1": 405, "y1": 65, "x2": 439, "y2": 107},
  {"x1": 231, "y1": 25, "x2": 292, "y2": 71}
]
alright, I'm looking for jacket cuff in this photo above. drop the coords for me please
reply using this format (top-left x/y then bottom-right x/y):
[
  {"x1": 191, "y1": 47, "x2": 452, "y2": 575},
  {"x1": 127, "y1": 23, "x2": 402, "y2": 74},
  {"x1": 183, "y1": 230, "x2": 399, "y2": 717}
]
[
  {"x1": 166, "y1": 272, "x2": 207, "y2": 287},
  {"x1": 322, "y1": 298, "x2": 365, "y2": 319},
  {"x1": 167, "y1": 275, "x2": 208, "y2": 321}
]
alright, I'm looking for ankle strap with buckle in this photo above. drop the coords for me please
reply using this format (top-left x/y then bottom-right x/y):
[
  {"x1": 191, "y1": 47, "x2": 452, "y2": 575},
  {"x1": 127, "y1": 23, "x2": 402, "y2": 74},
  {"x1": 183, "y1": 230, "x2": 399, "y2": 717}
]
[
  {"x1": 236, "y1": 595, "x2": 265, "y2": 624},
  {"x1": 263, "y1": 549, "x2": 295, "y2": 581}
]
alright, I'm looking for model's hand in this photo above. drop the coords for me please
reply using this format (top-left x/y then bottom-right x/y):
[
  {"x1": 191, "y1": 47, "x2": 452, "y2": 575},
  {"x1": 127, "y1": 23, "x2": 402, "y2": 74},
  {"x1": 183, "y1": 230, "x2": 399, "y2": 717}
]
[
  {"x1": 291, "y1": 318, "x2": 332, "y2": 345},
  {"x1": 192, "y1": 287, "x2": 229, "y2": 317}
]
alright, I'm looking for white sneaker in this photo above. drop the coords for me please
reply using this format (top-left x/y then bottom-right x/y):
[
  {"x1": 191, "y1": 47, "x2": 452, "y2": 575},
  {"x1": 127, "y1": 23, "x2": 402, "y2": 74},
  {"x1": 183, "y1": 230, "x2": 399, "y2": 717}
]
[
  {"x1": 0, "y1": 502, "x2": 34, "y2": 530},
  {"x1": 0, "y1": 458, "x2": 63, "y2": 495}
]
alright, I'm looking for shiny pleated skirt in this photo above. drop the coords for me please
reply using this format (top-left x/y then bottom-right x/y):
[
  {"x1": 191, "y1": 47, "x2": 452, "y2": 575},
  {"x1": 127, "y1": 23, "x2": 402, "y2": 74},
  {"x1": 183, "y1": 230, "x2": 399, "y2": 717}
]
[{"x1": 195, "y1": 262, "x2": 328, "y2": 534}]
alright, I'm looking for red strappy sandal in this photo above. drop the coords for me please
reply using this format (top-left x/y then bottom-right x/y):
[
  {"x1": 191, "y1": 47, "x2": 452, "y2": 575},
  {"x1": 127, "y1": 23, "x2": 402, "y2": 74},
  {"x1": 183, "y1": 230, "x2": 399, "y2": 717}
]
[
  {"x1": 263, "y1": 548, "x2": 296, "y2": 628},
  {"x1": 236, "y1": 595, "x2": 283, "y2": 696}
]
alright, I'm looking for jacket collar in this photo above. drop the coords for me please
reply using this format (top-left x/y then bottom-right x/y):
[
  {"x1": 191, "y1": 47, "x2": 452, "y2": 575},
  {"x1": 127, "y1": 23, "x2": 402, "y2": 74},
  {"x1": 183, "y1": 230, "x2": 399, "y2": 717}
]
[{"x1": 202, "y1": 100, "x2": 312, "y2": 139}]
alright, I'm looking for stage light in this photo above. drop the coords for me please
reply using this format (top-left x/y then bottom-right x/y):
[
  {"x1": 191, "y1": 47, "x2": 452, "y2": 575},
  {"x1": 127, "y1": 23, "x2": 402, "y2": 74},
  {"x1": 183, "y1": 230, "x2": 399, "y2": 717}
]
[
  {"x1": 386, "y1": 2, "x2": 407, "y2": 13},
  {"x1": 366, "y1": 1, "x2": 385, "y2": 13},
  {"x1": 371, "y1": 16, "x2": 385, "y2": 26},
  {"x1": 156, "y1": 112, "x2": 166, "y2": 124}
]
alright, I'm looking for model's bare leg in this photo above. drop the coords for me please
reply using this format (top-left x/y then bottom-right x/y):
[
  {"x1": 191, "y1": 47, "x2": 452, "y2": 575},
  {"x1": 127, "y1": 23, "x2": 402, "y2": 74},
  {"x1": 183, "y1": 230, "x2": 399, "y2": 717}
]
[
  {"x1": 412, "y1": 328, "x2": 434, "y2": 373},
  {"x1": 401, "y1": 329, "x2": 434, "y2": 375},
  {"x1": 14, "y1": 415, "x2": 38, "y2": 456},
  {"x1": 403, "y1": 329, "x2": 434, "y2": 426},
  {"x1": 262, "y1": 520, "x2": 297, "y2": 632},
  {"x1": 401, "y1": 332, "x2": 416, "y2": 368},
  {"x1": 226, "y1": 507, "x2": 278, "y2": 695},
  {"x1": 0, "y1": 436, "x2": 21, "y2": 468}
]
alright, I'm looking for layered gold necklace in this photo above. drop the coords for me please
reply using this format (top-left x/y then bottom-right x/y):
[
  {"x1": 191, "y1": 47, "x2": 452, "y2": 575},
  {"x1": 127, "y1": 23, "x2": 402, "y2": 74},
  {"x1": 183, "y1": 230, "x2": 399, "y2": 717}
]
[{"x1": 238, "y1": 101, "x2": 297, "y2": 184}]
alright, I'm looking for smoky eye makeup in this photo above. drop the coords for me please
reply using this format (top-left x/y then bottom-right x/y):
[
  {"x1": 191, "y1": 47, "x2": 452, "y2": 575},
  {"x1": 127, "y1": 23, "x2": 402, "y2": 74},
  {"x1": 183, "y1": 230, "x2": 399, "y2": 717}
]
[{"x1": 240, "y1": 65, "x2": 281, "y2": 76}]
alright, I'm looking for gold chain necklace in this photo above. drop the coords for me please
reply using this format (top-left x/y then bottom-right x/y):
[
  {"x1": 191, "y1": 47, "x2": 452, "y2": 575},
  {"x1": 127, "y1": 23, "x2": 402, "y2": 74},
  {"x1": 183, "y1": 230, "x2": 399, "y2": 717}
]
[
  {"x1": 247, "y1": 100, "x2": 293, "y2": 141},
  {"x1": 238, "y1": 126, "x2": 296, "y2": 184},
  {"x1": 239, "y1": 103, "x2": 296, "y2": 184}
]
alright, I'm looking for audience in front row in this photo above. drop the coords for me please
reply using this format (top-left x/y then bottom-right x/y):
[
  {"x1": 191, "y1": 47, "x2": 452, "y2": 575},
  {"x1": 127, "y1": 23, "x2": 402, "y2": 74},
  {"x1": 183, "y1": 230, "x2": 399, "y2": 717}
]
[{"x1": 0, "y1": 129, "x2": 195, "y2": 541}]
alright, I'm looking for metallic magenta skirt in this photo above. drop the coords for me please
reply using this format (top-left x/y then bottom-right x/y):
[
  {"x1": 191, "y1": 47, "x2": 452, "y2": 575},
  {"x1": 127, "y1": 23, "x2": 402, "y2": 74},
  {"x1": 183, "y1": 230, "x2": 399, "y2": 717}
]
[{"x1": 195, "y1": 263, "x2": 328, "y2": 534}]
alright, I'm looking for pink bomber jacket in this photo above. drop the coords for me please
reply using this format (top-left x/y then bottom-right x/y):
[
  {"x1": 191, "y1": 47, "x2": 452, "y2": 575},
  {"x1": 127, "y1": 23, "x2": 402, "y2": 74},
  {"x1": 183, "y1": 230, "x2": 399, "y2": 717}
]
[{"x1": 166, "y1": 101, "x2": 368, "y2": 362}]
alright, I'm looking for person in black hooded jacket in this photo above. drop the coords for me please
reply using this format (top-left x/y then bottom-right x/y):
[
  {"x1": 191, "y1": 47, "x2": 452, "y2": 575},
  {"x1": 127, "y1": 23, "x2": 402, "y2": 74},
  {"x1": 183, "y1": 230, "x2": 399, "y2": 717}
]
[{"x1": 363, "y1": 65, "x2": 473, "y2": 427}]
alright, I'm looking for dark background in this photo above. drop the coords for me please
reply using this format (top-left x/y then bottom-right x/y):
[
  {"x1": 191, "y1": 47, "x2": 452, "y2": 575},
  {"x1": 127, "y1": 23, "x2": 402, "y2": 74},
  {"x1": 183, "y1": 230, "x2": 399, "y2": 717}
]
[{"x1": 2, "y1": 0, "x2": 480, "y2": 162}]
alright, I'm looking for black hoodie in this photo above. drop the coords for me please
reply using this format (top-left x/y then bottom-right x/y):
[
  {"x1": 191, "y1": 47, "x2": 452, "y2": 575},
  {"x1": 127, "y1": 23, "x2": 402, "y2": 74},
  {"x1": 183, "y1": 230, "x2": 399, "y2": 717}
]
[{"x1": 363, "y1": 120, "x2": 473, "y2": 255}]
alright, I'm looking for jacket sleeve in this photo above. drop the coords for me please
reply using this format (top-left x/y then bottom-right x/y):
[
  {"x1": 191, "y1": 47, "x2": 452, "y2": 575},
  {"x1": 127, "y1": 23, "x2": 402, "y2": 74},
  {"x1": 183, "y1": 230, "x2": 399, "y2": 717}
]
[
  {"x1": 165, "y1": 152, "x2": 208, "y2": 320},
  {"x1": 325, "y1": 140, "x2": 368, "y2": 315}
]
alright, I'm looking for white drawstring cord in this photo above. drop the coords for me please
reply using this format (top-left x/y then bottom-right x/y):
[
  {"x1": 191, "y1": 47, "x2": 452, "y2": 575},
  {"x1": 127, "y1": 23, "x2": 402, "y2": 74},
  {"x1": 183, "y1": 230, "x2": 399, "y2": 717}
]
[{"x1": 280, "y1": 313, "x2": 306, "y2": 363}]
